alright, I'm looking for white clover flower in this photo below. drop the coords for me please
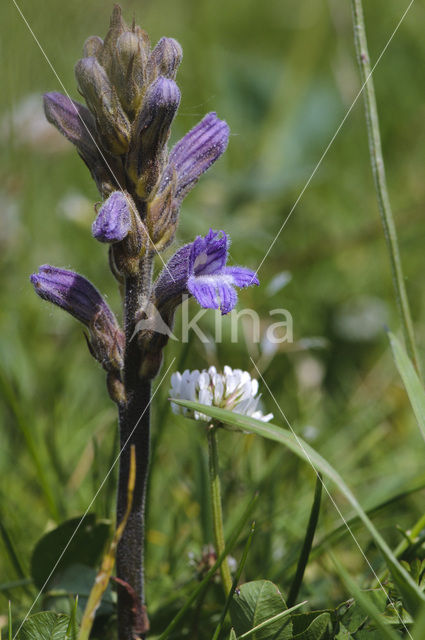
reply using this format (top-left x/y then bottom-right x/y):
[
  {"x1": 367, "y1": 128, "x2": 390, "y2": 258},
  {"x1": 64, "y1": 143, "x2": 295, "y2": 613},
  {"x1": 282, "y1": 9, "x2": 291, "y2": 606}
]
[{"x1": 169, "y1": 365, "x2": 273, "y2": 424}]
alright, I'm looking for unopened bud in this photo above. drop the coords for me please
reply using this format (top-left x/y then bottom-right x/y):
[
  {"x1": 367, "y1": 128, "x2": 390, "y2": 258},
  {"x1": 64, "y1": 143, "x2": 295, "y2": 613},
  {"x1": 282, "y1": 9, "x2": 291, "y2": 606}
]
[
  {"x1": 95, "y1": 193, "x2": 147, "y2": 276},
  {"x1": 83, "y1": 35, "x2": 104, "y2": 58},
  {"x1": 31, "y1": 265, "x2": 124, "y2": 372},
  {"x1": 117, "y1": 31, "x2": 141, "y2": 70},
  {"x1": 146, "y1": 174, "x2": 178, "y2": 250},
  {"x1": 75, "y1": 56, "x2": 131, "y2": 155},
  {"x1": 43, "y1": 92, "x2": 124, "y2": 197},
  {"x1": 92, "y1": 191, "x2": 132, "y2": 243},
  {"x1": 148, "y1": 37, "x2": 183, "y2": 82},
  {"x1": 112, "y1": 31, "x2": 147, "y2": 117},
  {"x1": 127, "y1": 76, "x2": 180, "y2": 197},
  {"x1": 43, "y1": 91, "x2": 97, "y2": 161},
  {"x1": 98, "y1": 4, "x2": 127, "y2": 76}
]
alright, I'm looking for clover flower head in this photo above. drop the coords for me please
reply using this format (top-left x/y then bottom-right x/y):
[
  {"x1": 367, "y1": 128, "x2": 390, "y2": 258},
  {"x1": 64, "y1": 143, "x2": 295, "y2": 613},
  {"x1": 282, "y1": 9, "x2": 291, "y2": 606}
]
[{"x1": 169, "y1": 365, "x2": 273, "y2": 424}]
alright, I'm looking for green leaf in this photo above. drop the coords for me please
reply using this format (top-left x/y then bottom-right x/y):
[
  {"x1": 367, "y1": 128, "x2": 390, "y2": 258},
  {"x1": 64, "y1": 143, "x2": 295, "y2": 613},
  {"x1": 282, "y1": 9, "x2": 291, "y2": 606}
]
[
  {"x1": 337, "y1": 600, "x2": 367, "y2": 634},
  {"x1": 172, "y1": 399, "x2": 425, "y2": 615},
  {"x1": 228, "y1": 630, "x2": 237, "y2": 640},
  {"x1": 293, "y1": 612, "x2": 332, "y2": 640},
  {"x1": 45, "y1": 563, "x2": 114, "y2": 618},
  {"x1": 31, "y1": 515, "x2": 110, "y2": 591},
  {"x1": 18, "y1": 612, "x2": 70, "y2": 640},
  {"x1": 332, "y1": 554, "x2": 402, "y2": 640},
  {"x1": 230, "y1": 580, "x2": 292, "y2": 639},
  {"x1": 389, "y1": 332, "x2": 425, "y2": 442}
]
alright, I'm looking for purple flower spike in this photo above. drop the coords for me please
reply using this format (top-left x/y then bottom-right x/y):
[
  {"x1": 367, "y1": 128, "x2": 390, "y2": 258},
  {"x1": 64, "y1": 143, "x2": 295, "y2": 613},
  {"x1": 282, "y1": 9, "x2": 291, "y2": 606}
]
[
  {"x1": 155, "y1": 229, "x2": 259, "y2": 315},
  {"x1": 31, "y1": 266, "x2": 124, "y2": 371},
  {"x1": 92, "y1": 191, "x2": 132, "y2": 243},
  {"x1": 160, "y1": 113, "x2": 229, "y2": 203}
]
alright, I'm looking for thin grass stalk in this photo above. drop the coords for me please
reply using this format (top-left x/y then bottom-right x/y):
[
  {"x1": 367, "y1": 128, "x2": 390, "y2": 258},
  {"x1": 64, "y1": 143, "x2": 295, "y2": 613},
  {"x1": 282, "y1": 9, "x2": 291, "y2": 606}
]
[
  {"x1": 157, "y1": 493, "x2": 258, "y2": 640},
  {"x1": 350, "y1": 0, "x2": 421, "y2": 376},
  {"x1": 207, "y1": 424, "x2": 233, "y2": 596},
  {"x1": 211, "y1": 522, "x2": 255, "y2": 640},
  {"x1": 287, "y1": 472, "x2": 322, "y2": 607}
]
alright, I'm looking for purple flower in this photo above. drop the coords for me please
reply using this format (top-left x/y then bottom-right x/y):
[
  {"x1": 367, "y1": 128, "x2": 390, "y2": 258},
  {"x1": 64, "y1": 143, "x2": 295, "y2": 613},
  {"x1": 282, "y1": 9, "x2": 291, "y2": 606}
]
[
  {"x1": 44, "y1": 91, "x2": 97, "y2": 154},
  {"x1": 31, "y1": 265, "x2": 124, "y2": 371},
  {"x1": 43, "y1": 91, "x2": 125, "y2": 196},
  {"x1": 92, "y1": 191, "x2": 132, "y2": 243},
  {"x1": 128, "y1": 76, "x2": 181, "y2": 196},
  {"x1": 154, "y1": 229, "x2": 259, "y2": 315},
  {"x1": 160, "y1": 112, "x2": 229, "y2": 204}
]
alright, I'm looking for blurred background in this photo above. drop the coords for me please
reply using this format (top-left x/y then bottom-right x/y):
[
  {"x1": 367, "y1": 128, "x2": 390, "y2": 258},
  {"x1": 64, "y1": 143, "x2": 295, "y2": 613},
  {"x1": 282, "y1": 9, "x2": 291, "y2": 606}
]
[{"x1": 1, "y1": 0, "x2": 425, "y2": 632}]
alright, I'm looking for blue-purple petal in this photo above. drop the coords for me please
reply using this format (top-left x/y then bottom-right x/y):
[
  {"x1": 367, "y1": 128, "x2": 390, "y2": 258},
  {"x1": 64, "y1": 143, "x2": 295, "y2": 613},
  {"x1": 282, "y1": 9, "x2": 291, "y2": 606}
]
[
  {"x1": 225, "y1": 266, "x2": 259, "y2": 288},
  {"x1": 187, "y1": 275, "x2": 220, "y2": 310},
  {"x1": 217, "y1": 282, "x2": 238, "y2": 315},
  {"x1": 154, "y1": 229, "x2": 259, "y2": 315},
  {"x1": 162, "y1": 113, "x2": 229, "y2": 202},
  {"x1": 190, "y1": 229, "x2": 228, "y2": 276},
  {"x1": 30, "y1": 265, "x2": 115, "y2": 326}
]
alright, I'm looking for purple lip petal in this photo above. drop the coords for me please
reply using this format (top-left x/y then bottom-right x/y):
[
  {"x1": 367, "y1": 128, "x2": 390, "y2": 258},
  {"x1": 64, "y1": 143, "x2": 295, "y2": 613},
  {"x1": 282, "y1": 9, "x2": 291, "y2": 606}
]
[{"x1": 224, "y1": 266, "x2": 259, "y2": 288}]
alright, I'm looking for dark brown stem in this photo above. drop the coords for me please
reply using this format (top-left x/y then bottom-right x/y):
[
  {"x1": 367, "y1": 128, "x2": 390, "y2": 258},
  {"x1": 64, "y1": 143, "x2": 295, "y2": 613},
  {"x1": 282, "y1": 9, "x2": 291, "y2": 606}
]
[{"x1": 116, "y1": 257, "x2": 154, "y2": 640}]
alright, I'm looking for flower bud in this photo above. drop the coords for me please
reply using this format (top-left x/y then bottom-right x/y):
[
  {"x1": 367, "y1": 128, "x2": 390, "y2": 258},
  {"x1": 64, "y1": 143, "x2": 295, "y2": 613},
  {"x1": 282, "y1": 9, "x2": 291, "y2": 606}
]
[
  {"x1": 43, "y1": 92, "x2": 98, "y2": 161},
  {"x1": 98, "y1": 4, "x2": 127, "y2": 77},
  {"x1": 83, "y1": 35, "x2": 104, "y2": 58},
  {"x1": 92, "y1": 190, "x2": 148, "y2": 276},
  {"x1": 31, "y1": 265, "x2": 124, "y2": 372},
  {"x1": 112, "y1": 31, "x2": 148, "y2": 117},
  {"x1": 92, "y1": 192, "x2": 148, "y2": 276},
  {"x1": 117, "y1": 31, "x2": 141, "y2": 70},
  {"x1": 75, "y1": 56, "x2": 131, "y2": 155},
  {"x1": 92, "y1": 191, "x2": 132, "y2": 243},
  {"x1": 148, "y1": 37, "x2": 183, "y2": 81},
  {"x1": 43, "y1": 92, "x2": 124, "y2": 196},
  {"x1": 146, "y1": 173, "x2": 178, "y2": 250},
  {"x1": 127, "y1": 77, "x2": 180, "y2": 197}
]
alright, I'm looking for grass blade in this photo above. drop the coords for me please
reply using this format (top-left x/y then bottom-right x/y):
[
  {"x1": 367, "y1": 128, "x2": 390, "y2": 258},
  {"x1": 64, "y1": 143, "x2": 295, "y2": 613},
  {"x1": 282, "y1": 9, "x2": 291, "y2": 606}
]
[
  {"x1": 412, "y1": 602, "x2": 425, "y2": 639},
  {"x1": 172, "y1": 399, "x2": 425, "y2": 615},
  {"x1": 211, "y1": 521, "x2": 255, "y2": 640},
  {"x1": 332, "y1": 553, "x2": 401, "y2": 640},
  {"x1": 389, "y1": 332, "x2": 425, "y2": 442},
  {"x1": 0, "y1": 368, "x2": 59, "y2": 520},
  {"x1": 287, "y1": 473, "x2": 322, "y2": 607},
  {"x1": 157, "y1": 493, "x2": 258, "y2": 640}
]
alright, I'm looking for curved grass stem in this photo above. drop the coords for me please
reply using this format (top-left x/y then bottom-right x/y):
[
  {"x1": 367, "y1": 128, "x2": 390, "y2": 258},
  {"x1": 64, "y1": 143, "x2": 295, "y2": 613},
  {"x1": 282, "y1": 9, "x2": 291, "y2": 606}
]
[
  {"x1": 350, "y1": 0, "x2": 421, "y2": 378},
  {"x1": 207, "y1": 424, "x2": 233, "y2": 596}
]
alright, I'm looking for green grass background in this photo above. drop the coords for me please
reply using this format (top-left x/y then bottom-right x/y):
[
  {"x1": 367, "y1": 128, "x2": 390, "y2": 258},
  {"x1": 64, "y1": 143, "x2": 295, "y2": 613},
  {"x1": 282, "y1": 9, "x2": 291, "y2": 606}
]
[{"x1": 1, "y1": 0, "x2": 425, "y2": 632}]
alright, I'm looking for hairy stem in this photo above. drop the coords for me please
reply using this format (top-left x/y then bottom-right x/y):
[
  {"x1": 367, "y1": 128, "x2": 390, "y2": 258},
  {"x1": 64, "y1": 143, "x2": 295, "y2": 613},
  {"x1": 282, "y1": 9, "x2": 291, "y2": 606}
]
[
  {"x1": 116, "y1": 257, "x2": 154, "y2": 640},
  {"x1": 207, "y1": 425, "x2": 233, "y2": 596},
  {"x1": 350, "y1": 0, "x2": 421, "y2": 376}
]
